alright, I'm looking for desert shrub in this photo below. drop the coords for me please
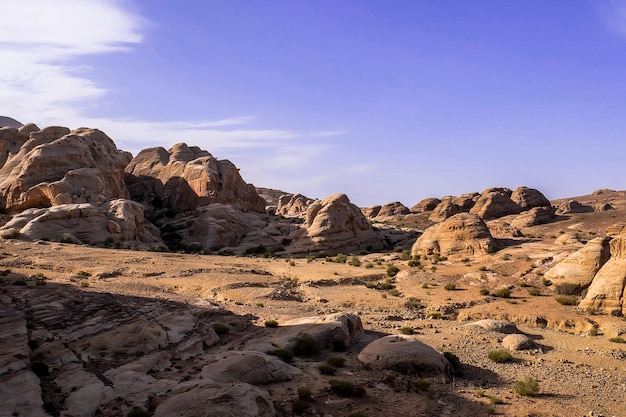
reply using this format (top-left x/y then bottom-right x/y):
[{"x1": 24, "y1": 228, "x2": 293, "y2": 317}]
[
  {"x1": 378, "y1": 279, "x2": 395, "y2": 290},
  {"x1": 318, "y1": 363, "x2": 337, "y2": 375},
  {"x1": 292, "y1": 399, "x2": 310, "y2": 415},
  {"x1": 326, "y1": 355, "x2": 345, "y2": 368},
  {"x1": 294, "y1": 333, "x2": 319, "y2": 356},
  {"x1": 297, "y1": 386, "x2": 313, "y2": 401},
  {"x1": 430, "y1": 266, "x2": 437, "y2": 272},
  {"x1": 126, "y1": 407, "x2": 153, "y2": 417},
  {"x1": 514, "y1": 376, "x2": 539, "y2": 396},
  {"x1": 555, "y1": 282, "x2": 581, "y2": 295},
  {"x1": 364, "y1": 262, "x2": 374, "y2": 269},
  {"x1": 493, "y1": 287, "x2": 511, "y2": 298},
  {"x1": 404, "y1": 297, "x2": 423, "y2": 309},
  {"x1": 389, "y1": 289, "x2": 401, "y2": 297},
  {"x1": 401, "y1": 249, "x2": 412, "y2": 260},
  {"x1": 555, "y1": 295, "x2": 578, "y2": 305},
  {"x1": 329, "y1": 379, "x2": 365, "y2": 397},
  {"x1": 444, "y1": 282, "x2": 456, "y2": 291},
  {"x1": 151, "y1": 245, "x2": 168, "y2": 252},
  {"x1": 443, "y1": 351, "x2": 463, "y2": 376},
  {"x1": 487, "y1": 350, "x2": 512, "y2": 363},
  {"x1": 488, "y1": 395, "x2": 504, "y2": 404},
  {"x1": 486, "y1": 406, "x2": 496, "y2": 415},
  {"x1": 77, "y1": 270, "x2": 91, "y2": 276},
  {"x1": 408, "y1": 259, "x2": 421, "y2": 267},
  {"x1": 478, "y1": 266, "x2": 488, "y2": 271},
  {"x1": 421, "y1": 282, "x2": 429, "y2": 289},
  {"x1": 485, "y1": 245, "x2": 497, "y2": 254},
  {"x1": 271, "y1": 348, "x2": 294, "y2": 363},
  {"x1": 479, "y1": 288, "x2": 490, "y2": 296},
  {"x1": 289, "y1": 260, "x2": 296, "y2": 266},
  {"x1": 60, "y1": 233, "x2": 73, "y2": 243},
  {"x1": 428, "y1": 311, "x2": 444, "y2": 320},
  {"x1": 399, "y1": 326, "x2": 414, "y2": 335},
  {"x1": 386, "y1": 264, "x2": 400, "y2": 277},
  {"x1": 349, "y1": 256, "x2": 361, "y2": 267},
  {"x1": 528, "y1": 287, "x2": 540, "y2": 296},
  {"x1": 334, "y1": 253, "x2": 347, "y2": 264},
  {"x1": 518, "y1": 281, "x2": 528, "y2": 287},
  {"x1": 541, "y1": 277, "x2": 552, "y2": 287},
  {"x1": 264, "y1": 319, "x2": 279, "y2": 328},
  {"x1": 80, "y1": 280, "x2": 90, "y2": 288},
  {"x1": 412, "y1": 377, "x2": 430, "y2": 391},
  {"x1": 305, "y1": 254, "x2": 315, "y2": 263},
  {"x1": 212, "y1": 322, "x2": 230, "y2": 334},
  {"x1": 609, "y1": 337, "x2": 626, "y2": 343}
]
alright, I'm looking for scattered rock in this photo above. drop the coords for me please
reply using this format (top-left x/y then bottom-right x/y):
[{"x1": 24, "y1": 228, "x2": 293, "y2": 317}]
[
  {"x1": 501, "y1": 334, "x2": 536, "y2": 350},
  {"x1": 466, "y1": 319, "x2": 519, "y2": 334}
]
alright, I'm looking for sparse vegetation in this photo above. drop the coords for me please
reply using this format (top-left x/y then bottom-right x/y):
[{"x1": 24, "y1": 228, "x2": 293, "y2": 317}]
[
  {"x1": 271, "y1": 348, "x2": 294, "y2": 363},
  {"x1": 444, "y1": 282, "x2": 456, "y2": 291},
  {"x1": 555, "y1": 295, "x2": 578, "y2": 305},
  {"x1": 318, "y1": 363, "x2": 337, "y2": 375},
  {"x1": 349, "y1": 256, "x2": 361, "y2": 267},
  {"x1": 488, "y1": 349, "x2": 512, "y2": 363},
  {"x1": 609, "y1": 337, "x2": 626, "y2": 343},
  {"x1": 264, "y1": 319, "x2": 279, "y2": 328},
  {"x1": 480, "y1": 288, "x2": 490, "y2": 296},
  {"x1": 412, "y1": 377, "x2": 430, "y2": 391},
  {"x1": 514, "y1": 376, "x2": 540, "y2": 396},
  {"x1": 528, "y1": 287, "x2": 541, "y2": 296},
  {"x1": 212, "y1": 322, "x2": 230, "y2": 334},
  {"x1": 326, "y1": 355, "x2": 346, "y2": 368},
  {"x1": 293, "y1": 333, "x2": 319, "y2": 356},
  {"x1": 404, "y1": 297, "x2": 423, "y2": 309},
  {"x1": 386, "y1": 264, "x2": 400, "y2": 277},
  {"x1": 399, "y1": 326, "x2": 414, "y2": 335},
  {"x1": 493, "y1": 287, "x2": 511, "y2": 298},
  {"x1": 329, "y1": 379, "x2": 366, "y2": 397}
]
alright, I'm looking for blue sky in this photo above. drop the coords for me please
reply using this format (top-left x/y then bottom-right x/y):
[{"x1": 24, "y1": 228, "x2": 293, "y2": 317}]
[{"x1": 2, "y1": 0, "x2": 626, "y2": 207}]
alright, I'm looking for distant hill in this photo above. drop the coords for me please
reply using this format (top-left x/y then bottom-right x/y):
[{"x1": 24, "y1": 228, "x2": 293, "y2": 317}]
[{"x1": 0, "y1": 116, "x2": 23, "y2": 128}]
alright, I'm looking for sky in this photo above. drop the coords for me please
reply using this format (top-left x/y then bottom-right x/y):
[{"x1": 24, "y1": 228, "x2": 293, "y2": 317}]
[{"x1": 2, "y1": 0, "x2": 626, "y2": 207}]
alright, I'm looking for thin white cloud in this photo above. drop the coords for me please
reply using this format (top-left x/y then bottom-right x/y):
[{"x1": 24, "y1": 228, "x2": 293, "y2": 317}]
[
  {"x1": 598, "y1": 0, "x2": 626, "y2": 38},
  {"x1": 312, "y1": 130, "x2": 347, "y2": 137}
]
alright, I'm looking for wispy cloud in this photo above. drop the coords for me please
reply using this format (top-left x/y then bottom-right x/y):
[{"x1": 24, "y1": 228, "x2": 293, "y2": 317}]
[
  {"x1": 312, "y1": 130, "x2": 347, "y2": 137},
  {"x1": 597, "y1": 0, "x2": 626, "y2": 38}
]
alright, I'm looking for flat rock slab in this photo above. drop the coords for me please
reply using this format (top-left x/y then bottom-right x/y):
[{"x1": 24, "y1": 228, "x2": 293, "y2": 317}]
[{"x1": 201, "y1": 351, "x2": 300, "y2": 384}]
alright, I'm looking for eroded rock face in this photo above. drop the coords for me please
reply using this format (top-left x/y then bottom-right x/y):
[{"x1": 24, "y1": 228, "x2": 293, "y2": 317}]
[
  {"x1": 357, "y1": 335, "x2": 453, "y2": 382},
  {"x1": 361, "y1": 205, "x2": 382, "y2": 219},
  {"x1": 125, "y1": 143, "x2": 265, "y2": 214},
  {"x1": 510, "y1": 206, "x2": 556, "y2": 228},
  {"x1": 556, "y1": 200, "x2": 593, "y2": 215},
  {"x1": 429, "y1": 197, "x2": 459, "y2": 222},
  {"x1": 377, "y1": 201, "x2": 410, "y2": 218},
  {"x1": 579, "y1": 235, "x2": 626, "y2": 315},
  {"x1": 545, "y1": 237, "x2": 611, "y2": 291},
  {"x1": 511, "y1": 186, "x2": 551, "y2": 210},
  {"x1": 469, "y1": 187, "x2": 521, "y2": 220},
  {"x1": 410, "y1": 197, "x2": 441, "y2": 213},
  {"x1": 412, "y1": 213, "x2": 497, "y2": 257},
  {"x1": 288, "y1": 194, "x2": 385, "y2": 255},
  {"x1": 466, "y1": 319, "x2": 519, "y2": 334},
  {"x1": 201, "y1": 351, "x2": 300, "y2": 384},
  {"x1": 452, "y1": 192, "x2": 480, "y2": 212},
  {"x1": 0, "y1": 127, "x2": 131, "y2": 212},
  {"x1": 277, "y1": 193, "x2": 315, "y2": 217}
]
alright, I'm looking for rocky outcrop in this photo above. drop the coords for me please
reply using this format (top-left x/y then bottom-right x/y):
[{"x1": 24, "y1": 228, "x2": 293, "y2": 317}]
[
  {"x1": 466, "y1": 319, "x2": 519, "y2": 334},
  {"x1": 288, "y1": 194, "x2": 385, "y2": 255},
  {"x1": 377, "y1": 201, "x2": 410, "y2": 218},
  {"x1": 361, "y1": 205, "x2": 381, "y2": 219},
  {"x1": 0, "y1": 127, "x2": 131, "y2": 212},
  {"x1": 579, "y1": 235, "x2": 626, "y2": 315},
  {"x1": 125, "y1": 143, "x2": 265, "y2": 214},
  {"x1": 357, "y1": 335, "x2": 453, "y2": 382},
  {"x1": 0, "y1": 200, "x2": 164, "y2": 249},
  {"x1": 429, "y1": 197, "x2": 459, "y2": 222},
  {"x1": 555, "y1": 200, "x2": 593, "y2": 215},
  {"x1": 276, "y1": 193, "x2": 314, "y2": 217},
  {"x1": 0, "y1": 116, "x2": 23, "y2": 128},
  {"x1": 201, "y1": 351, "x2": 300, "y2": 384},
  {"x1": 412, "y1": 213, "x2": 497, "y2": 257},
  {"x1": 469, "y1": 187, "x2": 521, "y2": 220},
  {"x1": 487, "y1": 221, "x2": 523, "y2": 238},
  {"x1": 510, "y1": 206, "x2": 556, "y2": 228},
  {"x1": 544, "y1": 237, "x2": 611, "y2": 292},
  {"x1": 410, "y1": 197, "x2": 440, "y2": 213},
  {"x1": 452, "y1": 192, "x2": 480, "y2": 212},
  {"x1": 511, "y1": 186, "x2": 551, "y2": 210}
]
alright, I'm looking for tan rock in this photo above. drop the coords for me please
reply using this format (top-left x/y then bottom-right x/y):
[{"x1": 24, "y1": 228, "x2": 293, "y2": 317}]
[
  {"x1": 277, "y1": 193, "x2": 314, "y2": 217},
  {"x1": 361, "y1": 205, "x2": 381, "y2": 219},
  {"x1": 545, "y1": 237, "x2": 611, "y2": 291},
  {"x1": 511, "y1": 186, "x2": 551, "y2": 211},
  {"x1": 451, "y1": 192, "x2": 480, "y2": 212},
  {"x1": 410, "y1": 197, "x2": 440, "y2": 213},
  {"x1": 470, "y1": 187, "x2": 521, "y2": 220},
  {"x1": 357, "y1": 335, "x2": 453, "y2": 382},
  {"x1": 510, "y1": 206, "x2": 556, "y2": 228},
  {"x1": 466, "y1": 319, "x2": 518, "y2": 334},
  {"x1": 555, "y1": 200, "x2": 593, "y2": 215},
  {"x1": 376, "y1": 201, "x2": 410, "y2": 218},
  {"x1": 429, "y1": 197, "x2": 459, "y2": 222},
  {"x1": 501, "y1": 334, "x2": 536, "y2": 350},
  {"x1": 125, "y1": 143, "x2": 265, "y2": 213},
  {"x1": 412, "y1": 213, "x2": 497, "y2": 257},
  {"x1": 554, "y1": 233, "x2": 582, "y2": 245},
  {"x1": 201, "y1": 351, "x2": 300, "y2": 384},
  {"x1": 487, "y1": 221, "x2": 524, "y2": 238}
]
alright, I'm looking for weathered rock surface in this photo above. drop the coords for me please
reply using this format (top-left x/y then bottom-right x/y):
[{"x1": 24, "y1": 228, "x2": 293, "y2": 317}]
[
  {"x1": 125, "y1": 142, "x2": 265, "y2": 214},
  {"x1": 487, "y1": 221, "x2": 524, "y2": 238},
  {"x1": 410, "y1": 197, "x2": 441, "y2": 213},
  {"x1": 510, "y1": 206, "x2": 557, "y2": 228},
  {"x1": 429, "y1": 197, "x2": 459, "y2": 222},
  {"x1": 412, "y1": 213, "x2": 497, "y2": 257},
  {"x1": 0, "y1": 116, "x2": 23, "y2": 129},
  {"x1": 466, "y1": 319, "x2": 519, "y2": 334},
  {"x1": 201, "y1": 351, "x2": 300, "y2": 384},
  {"x1": 288, "y1": 194, "x2": 385, "y2": 255},
  {"x1": 511, "y1": 186, "x2": 551, "y2": 210},
  {"x1": 0, "y1": 127, "x2": 131, "y2": 212},
  {"x1": 357, "y1": 335, "x2": 453, "y2": 382},
  {"x1": 501, "y1": 334, "x2": 536, "y2": 350},
  {"x1": 580, "y1": 235, "x2": 626, "y2": 315},
  {"x1": 545, "y1": 237, "x2": 611, "y2": 291},
  {"x1": 276, "y1": 193, "x2": 314, "y2": 217},
  {"x1": 376, "y1": 201, "x2": 410, "y2": 218},
  {"x1": 451, "y1": 192, "x2": 480, "y2": 212},
  {"x1": 470, "y1": 187, "x2": 521, "y2": 220},
  {"x1": 361, "y1": 205, "x2": 382, "y2": 219},
  {"x1": 555, "y1": 200, "x2": 593, "y2": 215}
]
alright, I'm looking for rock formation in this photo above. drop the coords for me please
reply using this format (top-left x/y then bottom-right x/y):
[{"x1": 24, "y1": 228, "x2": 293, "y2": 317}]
[
  {"x1": 510, "y1": 206, "x2": 556, "y2": 228},
  {"x1": 428, "y1": 197, "x2": 459, "y2": 222},
  {"x1": 555, "y1": 200, "x2": 593, "y2": 215},
  {"x1": 544, "y1": 237, "x2": 611, "y2": 292},
  {"x1": 0, "y1": 116, "x2": 23, "y2": 128},
  {"x1": 376, "y1": 201, "x2": 410, "y2": 218},
  {"x1": 288, "y1": 194, "x2": 385, "y2": 255},
  {"x1": 125, "y1": 143, "x2": 265, "y2": 214},
  {"x1": 579, "y1": 235, "x2": 626, "y2": 315},
  {"x1": 510, "y1": 186, "x2": 551, "y2": 210},
  {"x1": 451, "y1": 192, "x2": 480, "y2": 212},
  {"x1": 412, "y1": 213, "x2": 497, "y2": 257},
  {"x1": 361, "y1": 205, "x2": 382, "y2": 219},
  {"x1": 357, "y1": 335, "x2": 453, "y2": 382},
  {"x1": 410, "y1": 197, "x2": 440, "y2": 213},
  {"x1": 469, "y1": 187, "x2": 521, "y2": 220},
  {"x1": 276, "y1": 193, "x2": 315, "y2": 217},
  {"x1": 0, "y1": 127, "x2": 131, "y2": 212},
  {"x1": 501, "y1": 334, "x2": 536, "y2": 350}
]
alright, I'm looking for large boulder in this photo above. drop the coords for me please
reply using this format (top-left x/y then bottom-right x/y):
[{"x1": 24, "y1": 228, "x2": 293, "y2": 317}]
[
  {"x1": 579, "y1": 235, "x2": 626, "y2": 315},
  {"x1": 0, "y1": 127, "x2": 131, "y2": 212},
  {"x1": 510, "y1": 206, "x2": 556, "y2": 228},
  {"x1": 276, "y1": 193, "x2": 314, "y2": 217},
  {"x1": 376, "y1": 201, "x2": 410, "y2": 218},
  {"x1": 357, "y1": 335, "x2": 453, "y2": 382},
  {"x1": 555, "y1": 200, "x2": 593, "y2": 215},
  {"x1": 201, "y1": 351, "x2": 300, "y2": 384},
  {"x1": 412, "y1": 213, "x2": 497, "y2": 257},
  {"x1": 288, "y1": 194, "x2": 385, "y2": 255},
  {"x1": 510, "y1": 186, "x2": 551, "y2": 211},
  {"x1": 125, "y1": 143, "x2": 265, "y2": 214},
  {"x1": 361, "y1": 205, "x2": 382, "y2": 219},
  {"x1": 0, "y1": 116, "x2": 23, "y2": 129},
  {"x1": 544, "y1": 237, "x2": 611, "y2": 291},
  {"x1": 451, "y1": 192, "x2": 480, "y2": 212},
  {"x1": 410, "y1": 197, "x2": 440, "y2": 213},
  {"x1": 429, "y1": 197, "x2": 459, "y2": 222},
  {"x1": 501, "y1": 334, "x2": 536, "y2": 351},
  {"x1": 469, "y1": 187, "x2": 521, "y2": 220}
]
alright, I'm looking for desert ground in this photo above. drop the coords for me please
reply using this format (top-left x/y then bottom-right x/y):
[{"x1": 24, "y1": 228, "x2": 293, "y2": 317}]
[{"x1": 2, "y1": 190, "x2": 626, "y2": 417}]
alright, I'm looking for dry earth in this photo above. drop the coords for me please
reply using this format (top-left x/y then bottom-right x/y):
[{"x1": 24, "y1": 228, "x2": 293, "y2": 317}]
[{"x1": 2, "y1": 190, "x2": 626, "y2": 417}]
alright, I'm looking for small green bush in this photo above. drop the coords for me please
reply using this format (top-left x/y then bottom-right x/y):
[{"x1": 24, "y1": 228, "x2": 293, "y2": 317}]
[
  {"x1": 326, "y1": 355, "x2": 345, "y2": 368},
  {"x1": 264, "y1": 319, "x2": 279, "y2": 328},
  {"x1": 349, "y1": 256, "x2": 361, "y2": 267},
  {"x1": 555, "y1": 282, "x2": 581, "y2": 295},
  {"x1": 271, "y1": 348, "x2": 294, "y2": 363},
  {"x1": 479, "y1": 288, "x2": 490, "y2": 296},
  {"x1": 541, "y1": 277, "x2": 552, "y2": 287},
  {"x1": 428, "y1": 311, "x2": 444, "y2": 320},
  {"x1": 404, "y1": 297, "x2": 423, "y2": 309},
  {"x1": 555, "y1": 295, "x2": 578, "y2": 305},
  {"x1": 444, "y1": 282, "x2": 456, "y2": 291},
  {"x1": 329, "y1": 379, "x2": 365, "y2": 397},
  {"x1": 378, "y1": 279, "x2": 394, "y2": 290},
  {"x1": 401, "y1": 250, "x2": 412, "y2": 261},
  {"x1": 297, "y1": 386, "x2": 313, "y2": 401},
  {"x1": 294, "y1": 333, "x2": 319, "y2": 356},
  {"x1": 609, "y1": 337, "x2": 626, "y2": 343},
  {"x1": 487, "y1": 350, "x2": 512, "y2": 363},
  {"x1": 494, "y1": 287, "x2": 511, "y2": 298},
  {"x1": 412, "y1": 377, "x2": 431, "y2": 391},
  {"x1": 399, "y1": 326, "x2": 414, "y2": 335},
  {"x1": 364, "y1": 262, "x2": 374, "y2": 269},
  {"x1": 386, "y1": 264, "x2": 400, "y2": 277},
  {"x1": 528, "y1": 287, "x2": 540, "y2": 296},
  {"x1": 488, "y1": 395, "x2": 504, "y2": 404},
  {"x1": 408, "y1": 259, "x2": 421, "y2": 267},
  {"x1": 389, "y1": 289, "x2": 401, "y2": 297},
  {"x1": 443, "y1": 351, "x2": 463, "y2": 376},
  {"x1": 478, "y1": 266, "x2": 488, "y2": 271},
  {"x1": 514, "y1": 376, "x2": 539, "y2": 396},
  {"x1": 334, "y1": 253, "x2": 347, "y2": 263},
  {"x1": 212, "y1": 322, "x2": 230, "y2": 334},
  {"x1": 318, "y1": 363, "x2": 337, "y2": 375}
]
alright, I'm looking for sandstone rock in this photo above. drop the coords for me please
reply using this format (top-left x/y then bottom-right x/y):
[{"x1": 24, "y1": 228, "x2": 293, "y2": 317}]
[
  {"x1": 361, "y1": 205, "x2": 382, "y2": 219},
  {"x1": 410, "y1": 197, "x2": 441, "y2": 213},
  {"x1": 376, "y1": 201, "x2": 410, "y2": 218},
  {"x1": 288, "y1": 194, "x2": 385, "y2": 255},
  {"x1": 271, "y1": 313, "x2": 364, "y2": 352},
  {"x1": 545, "y1": 237, "x2": 611, "y2": 291},
  {"x1": 451, "y1": 192, "x2": 480, "y2": 212},
  {"x1": 607, "y1": 223, "x2": 626, "y2": 237},
  {"x1": 153, "y1": 381, "x2": 275, "y2": 417},
  {"x1": 579, "y1": 235, "x2": 626, "y2": 315},
  {"x1": 511, "y1": 186, "x2": 551, "y2": 211},
  {"x1": 357, "y1": 335, "x2": 453, "y2": 382},
  {"x1": 466, "y1": 319, "x2": 518, "y2": 334},
  {"x1": 429, "y1": 197, "x2": 459, "y2": 222},
  {"x1": 277, "y1": 193, "x2": 315, "y2": 217},
  {"x1": 555, "y1": 233, "x2": 582, "y2": 245},
  {"x1": 487, "y1": 221, "x2": 524, "y2": 238},
  {"x1": 125, "y1": 143, "x2": 265, "y2": 214},
  {"x1": 594, "y1": 202, "x2": 615, "y2": 212},
  {"x1": 412, "y1": 213, "x2": 497, "y2": 257},
  {"x1": 201, "y1": 351, "x2": 300, "y2": 384},
  {"x1": 510, "y1": 206, "x2": 556, "y2": 228},
  {"x1": 555, "y1": 200, "x2": 593, "y2": 215},
  {"x1": 0, "y1": 116, "x2": 23, "y2": 128},
  {"x1": 501, "y1": 334, "x2": 536, "y2": 350},
  {"x1": 470, "y1": 187, "x2": 521, "y2": 220},
  {"x1": 0, "y1": 127, "x2": 131, "y2": 212}
]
